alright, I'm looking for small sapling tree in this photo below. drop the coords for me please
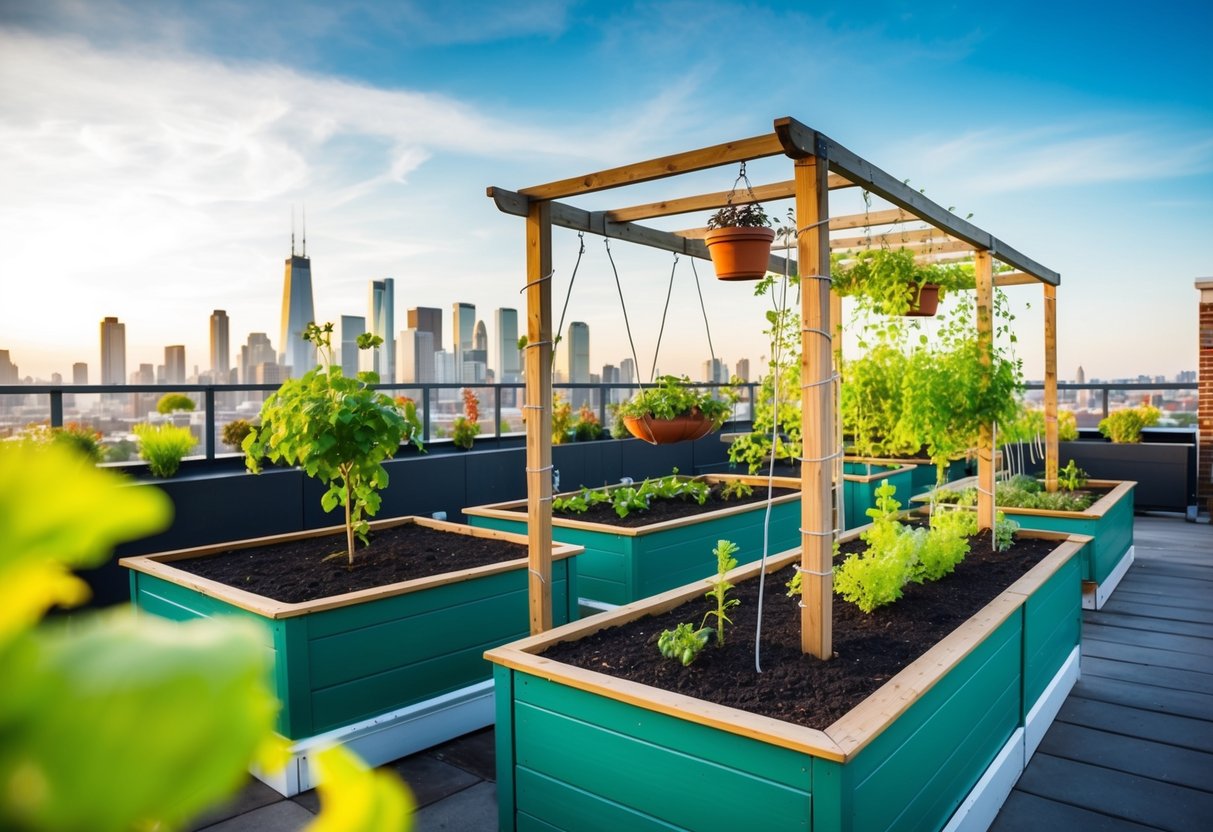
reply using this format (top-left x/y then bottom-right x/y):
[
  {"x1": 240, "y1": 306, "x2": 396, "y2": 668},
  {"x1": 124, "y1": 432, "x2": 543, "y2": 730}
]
[{"x1": 244, "y1": 322, "x2": 424, "y2": 566}]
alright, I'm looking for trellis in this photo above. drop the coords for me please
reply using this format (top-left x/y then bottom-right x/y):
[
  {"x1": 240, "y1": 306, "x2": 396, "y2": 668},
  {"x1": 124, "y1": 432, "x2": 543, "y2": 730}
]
[{"x1": 488, "y1": 116, "x2": 1061, "y2": 659}]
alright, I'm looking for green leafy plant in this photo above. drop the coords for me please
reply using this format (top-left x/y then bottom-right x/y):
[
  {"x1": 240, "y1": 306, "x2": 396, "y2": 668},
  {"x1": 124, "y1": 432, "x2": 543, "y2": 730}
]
[
  {"x1": 701, "y1": 540, "x2": 740, "y2": 647},
  {"x1": 451, "y1": 388, "x2": 482, "y2": 450},
  {"x1": 573, "y1": 404, "x2": 603, "y2": 441},
  {"x1": 618, "y1": 374, "x2": 732, "y2": 427},
  {"x1": 221, "y1": 419, "x2": 254, "y2": 451},
  {"x1": 1098, "y1": 404, "x2": 1160, "y2": 443},
  {"x1": 831, "y1": 247, "x2": 973, "y2": 316},
  {"x1": 720, "y1": 479, "x2": 754, "y2": 501},
  {"x1": 706, "y1": 202, "x2": 770, "y2": 229},
  {"x1": 156, "y1": 392, "x2": 196, "y2": 414},
  {"x1": 21, "y1": 421, "x2": 106, "y2": 463},
  {"x1": 244, "y1": 322, "x2": 424, "y2": 566},
  {"x1": 609, "y1": 484, "x2": 650, "y2": 518},
  {"x1": 551, "y1": 392, "x2": 573, "y2": 444},
  {"x1": 657, "y1": 621, "x2": 711, "y2": 666},
  {"x1": 840, "y1": 342, "x2": 920, "y2": 459},
  {"x1": 917, "y1": 508, "x2": 974, "y2": 582},
  {"x1": 551, "y1": 486, "x2": 611, "y2": 514},
  {"x1": 0, "y1": 442, "x2": 413, "y2": 832},
  {"x1": 994, "y1": 512, "x2": 1019, "y2": 551},
  {"x1": 1057, "y1": 459, "x2": 1088, "y2": 492},
  {"x1": 134, "y1": 422, "x2": 196, "y2": 477}
]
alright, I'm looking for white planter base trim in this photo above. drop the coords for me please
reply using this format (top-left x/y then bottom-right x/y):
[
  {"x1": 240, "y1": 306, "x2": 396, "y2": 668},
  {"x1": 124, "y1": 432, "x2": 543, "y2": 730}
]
[
  {"x1": 943, "y1": 645, "x2": 1080, "y2": 832},
  {"x1": 1025, "y1": 646, "x2": 1080, "y2": 761},
  {"x1": 252, "y1": 679, "x2": 495, "y2": 797},
  {"x1": 1082, "y1": 544, "x2": 1135, "y2": 610}
]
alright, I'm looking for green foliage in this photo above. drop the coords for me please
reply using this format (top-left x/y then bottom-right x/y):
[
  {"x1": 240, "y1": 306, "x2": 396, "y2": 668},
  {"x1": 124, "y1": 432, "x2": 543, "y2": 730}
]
[
  {"x1": 244, "y1": 322, "x2": 424, "y2": 566},
  {"x1": 834, "y1": 541, "x2": 915, "y2": 613},
  {"x1": 706, "y1": 202, "x2": 770, "y2": 229},
  {"x1": 451, "y1": 388, "x2": 481, "y2": 450},
  {"x1": 221, "y1": 419, "x2": 253, "y2": 450},
  {"x1": 994, "y1": 512, "x2": 1019, "y2": 551},
  {"x1": 103, "y1": 438, "x2": 137, "y2": 463},
  {"x1": 917, "y1": 509, "x2": 974, "y2": 582},
  {"x1": 1098, "y1": 405, "x2": 1160, "y2": 443},
  {"x1": 1000, "y1": 405, "x2": 1079, "y2": 445},
  {"x1": 1057, "y1": 459, "x2": 1088, "y2": 492},
  {"x1": 618, "y1": 375, "x2": 732, "y2": 426},
  {"x1": 20, "y1": 422, "x2": 105, "y2": 464},
  {"x1": 701, "y1": 540, "x2": 740, "y2": 647},
  {"x1": 785, "y1": 569, "x2": 802, "y2": 598},
  {"x1": 550, "y1": 393, "x2": 573, "y2": 444},
  {"x1": 0, "y1": 442, "x2": 411, "y2": 832},
  {"x1": 720, "y1": 479, "x2": 754, "y2": 501},
  {"x1": 573, "y1": 404, "x2": 603, "y2": 441},
  {"x1": 831, "y1": 247, "x2": 972, "y2": 316},
  {"x1": 840, "y1": 343, "x2": 920, "y2": 458},
  {"x1": 939, "y1": 477, "x2": 1094, "y2": 512},
  {"x1": 551, "y1": 471, "x2": 710, "y2": 519},
  {"x1": 657, "y1": 622, "x2": 711, "y2": 666},
  {"x1": 551, "y1": 487, "x2": 611, "y2": 514},
  {"x1": 134, "y1": 422, "x2": 196, "y2": 477},
  {"x1": 156, "y1": 392, "x2": 196, "y2": 414}
]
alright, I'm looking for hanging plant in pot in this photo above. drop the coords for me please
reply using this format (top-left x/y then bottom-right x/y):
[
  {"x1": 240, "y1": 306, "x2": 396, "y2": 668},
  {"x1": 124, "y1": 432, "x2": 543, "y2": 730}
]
[
  {"x1": 704, "y1": 202, "x2": 775, "y2": 281},
  {"x1": 832, "y1": 247, "x2": 971, "y2": 317},
  {"x1": 619, "y1": 374, "x2": 733, "y2": 444}
]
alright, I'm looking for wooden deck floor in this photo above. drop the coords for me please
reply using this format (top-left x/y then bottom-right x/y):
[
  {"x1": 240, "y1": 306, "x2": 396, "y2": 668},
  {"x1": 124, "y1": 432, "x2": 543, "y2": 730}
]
[{"x1": 992, "y1": 516, "x2": 1213, "y2": 832}]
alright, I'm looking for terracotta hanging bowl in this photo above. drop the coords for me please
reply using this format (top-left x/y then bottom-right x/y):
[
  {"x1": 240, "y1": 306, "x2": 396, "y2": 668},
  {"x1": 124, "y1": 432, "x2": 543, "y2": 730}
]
[
  {"x1": 704, "y1": 226, "x2": 776, "y2": 281},
  {"x1": 903, "y1": 282, "x2": 941, "y2": 316},
  {"x1": 623, "y1": 410, "x2": 717, "y2": 445}
]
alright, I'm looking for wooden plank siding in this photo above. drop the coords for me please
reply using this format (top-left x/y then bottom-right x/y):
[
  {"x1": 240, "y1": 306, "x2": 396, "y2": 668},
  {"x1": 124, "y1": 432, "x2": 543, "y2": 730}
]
[{"x1": 992, "y1": 516, "x2": 1213, "y2": 831}]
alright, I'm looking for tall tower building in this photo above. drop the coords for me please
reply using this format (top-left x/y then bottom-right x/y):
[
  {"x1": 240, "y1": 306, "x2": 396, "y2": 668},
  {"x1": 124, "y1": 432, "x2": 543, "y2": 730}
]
[
  {"x1": 210, "y1": 310, "x2": 230, "y2": 379},
  {"x1": 100, "y1": 316, "x2": 126, "y2": 385},
  {"x1": 397, "y1": 329, "x2": 435, "y2": 384},
  {"x1": 493, "y1": 308, "x2": 521, "y2": 383},
  {"x1": 735, "y1": 358, "x2": 750, "y2": 383},
  {"x1": 452, "y1": 302, "x2": 476, "y2": 380},
  {"x1": 1076, "y1": 364, "x2": 1089, "y2": 409},
  {"x1": 364, "y1": 279, "x2": 395, "y2": 383},
  {"x1": 556, "y1": 322, "x2": 591, "y2": 407},
  {"x1": 164, "y1": 345, "x2": 186, "y2": 384},
  {"x1": 408, "y1": 307, "x2": 443, "y2": 357},
  {"x1": 72, "y1": 362, "x2": 88, "y2": 384},
  {"x1": 339, "y1": 315, "x2": 366, "y2": 378},
  {"x1": 239, "y1": 332, "x2": 277, "y2": 384},
  {"x1": 0, "y1": 350, "x2": 17, "y2": 384},
  {"x1": 280, "y1": 223, "x2": 316, "y2": 377}
]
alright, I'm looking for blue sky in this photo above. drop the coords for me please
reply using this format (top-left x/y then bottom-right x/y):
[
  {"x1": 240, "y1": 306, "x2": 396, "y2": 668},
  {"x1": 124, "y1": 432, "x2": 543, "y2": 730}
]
[{"x1": 1, "y1": 0, "x2": 1210, "y2": 382}]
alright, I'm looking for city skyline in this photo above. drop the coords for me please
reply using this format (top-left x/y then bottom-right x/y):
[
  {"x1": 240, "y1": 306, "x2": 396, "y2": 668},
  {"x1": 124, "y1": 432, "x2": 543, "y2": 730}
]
[{"x1": 1, "y1": 3, "x2": 1210, "y2": 383}]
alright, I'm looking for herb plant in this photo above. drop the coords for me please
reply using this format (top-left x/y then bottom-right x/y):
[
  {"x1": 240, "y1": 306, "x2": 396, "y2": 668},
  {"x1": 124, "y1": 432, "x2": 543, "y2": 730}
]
[
  {"x1": 550, "y1": 392, "x2": 573, "y2": 444},
  {"x1": 706, "y1": 202, "x2": 770, "y2": 229},
  {"x1": 657, "y1": 622, "x2": 711, "y2": 666},
  {"x1": 832, "y1": 247, "x2": 973, "y2": 316},
  {"x1": 134, "y1": 422, "x2": 196, "y2": 477},
  {"x1": 1098, "y1": 405, "x2": 1160, "y2": 443},
  {"x1": 244, "y1": 322, "x2": 424, "y2": 566},
  {"x1": 573, "y1": 405, "x2": 603, "y2": 441},
  {"x1": 451, "y1": 388, "x2": 481, "y2": 450},
  {"x1": 221, "y1": 419, "x2": 253, "y2": 451},
  {"x1": 618, "y1": 374, "x2": 732, "y2": 426},
  {"x1": 156, "y1": 392, "x2": 196, "y2": 414},
  {"x1": 720, "y1": 479, "x2": 754, "y2": 501},
  {"x1": 1057, "y1": 459, "x2": 1088, "y2": 492},
  {"x1": 701, "y1": 539, "x2": 740, "y2": 647}
]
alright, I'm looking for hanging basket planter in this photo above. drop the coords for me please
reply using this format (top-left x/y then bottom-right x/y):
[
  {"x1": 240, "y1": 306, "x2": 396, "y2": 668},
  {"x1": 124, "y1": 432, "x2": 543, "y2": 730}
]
[
  {"x1": 903, "y1": 281, "x2": 941, "y2": 316},
  {"x1": 623, "y1": 410, "x2": 718, "y2": 445},
  {"x1": 704, "y1": 226, "x2": 776, "y2": 281}
]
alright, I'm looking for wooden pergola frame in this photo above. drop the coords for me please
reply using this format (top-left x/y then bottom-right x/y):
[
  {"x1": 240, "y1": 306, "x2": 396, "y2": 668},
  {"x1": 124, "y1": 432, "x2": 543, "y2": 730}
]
[{"x1": 488, "y1": 116, "x2": 1060, "y2": 660}]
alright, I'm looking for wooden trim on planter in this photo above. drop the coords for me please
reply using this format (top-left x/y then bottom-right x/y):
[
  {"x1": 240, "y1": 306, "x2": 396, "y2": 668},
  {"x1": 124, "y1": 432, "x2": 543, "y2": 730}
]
[
  {"x1": 462, "y1": 474, "x2": 802, "y2": 538},
  {"x1": 485, "y1": 527, "x2": 1084, "y2": 763},
  {"x1": 120, "y1": 515, "x2": 583, "y2": 620},
  {"x1": 842, "y1": 462, "x2": 917, "y2": 484}
]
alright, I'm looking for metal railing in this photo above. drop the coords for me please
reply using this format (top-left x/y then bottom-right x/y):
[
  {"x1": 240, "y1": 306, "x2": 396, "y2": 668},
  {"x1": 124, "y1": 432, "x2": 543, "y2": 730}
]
[{"x1": 1020, "y1": 381, "x2": 1197, "y2": 421}]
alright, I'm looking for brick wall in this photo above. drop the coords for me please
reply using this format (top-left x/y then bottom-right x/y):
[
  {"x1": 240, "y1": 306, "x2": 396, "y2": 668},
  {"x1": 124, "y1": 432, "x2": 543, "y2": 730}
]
[{"x1": 1198, "y1": 280, "x2": 1213, "y2": 509}]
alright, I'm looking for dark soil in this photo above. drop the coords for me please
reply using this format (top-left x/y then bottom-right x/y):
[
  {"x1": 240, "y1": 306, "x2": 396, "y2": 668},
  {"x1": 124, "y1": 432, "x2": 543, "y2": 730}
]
[
  {"x1": 169, "y1": 523, "x2": 529, "y2": 604},
  {"x1": 546, "y1": 483, "x2": 799, "y2": 528},
  {"x1": 542, "y1": 530, "x2": 1059, "y2": 729}
]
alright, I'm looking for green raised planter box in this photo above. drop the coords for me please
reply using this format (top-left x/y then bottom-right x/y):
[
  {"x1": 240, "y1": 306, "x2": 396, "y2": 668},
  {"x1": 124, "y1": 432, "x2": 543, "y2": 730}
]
[
  {"x1": 841, "y1": 461, "x2": 915, "y2": 529},
  {"x1": 917, "y1": 478, "x2": 1135, "y2": 610},
  {"x1": 121, "y1": 516, "x2": 582, "y2": 796},
  {"x1": 486, "y1": 529, "x2": 1086, "y2": 832},
  {"x1": 847, "y1": 455, "x2": 971, "y2": 497},
  {"x1": 464, "y1": 474, "x2": 801, "y2": 606}
]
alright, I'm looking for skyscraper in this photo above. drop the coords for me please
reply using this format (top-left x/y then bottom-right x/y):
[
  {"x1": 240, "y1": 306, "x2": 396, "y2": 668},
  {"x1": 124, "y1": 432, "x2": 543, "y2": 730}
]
[
  {"x1": 493, "y1": 308, "x2": 521, "y2": 383},
  {"x1": 210, "y1": 310, "x2": 230, "y2": 379},
  {"x1": 72, "y1": 363, "x2": 88, "y2": 384},
  {"x1": 452, "y1": 302, "x2": 475, "y2": 380},
  {"x1": 239, "y1": 332, "x2": 277, "y2": 384},
  {"x1": 164, "y1": 345, "x2": 186, "y2": 384},
  {"x1": 1076, "y1": 364, "x2": 1089, "y2": 409},
  {"x1": 408, "y1": 307, "x2": 442, "y2": 356},
  {"x1": 280, "y1": 228, "x2": 316, "y2": 377},
  {"x1": 735, "y1": 358, "x2": 750, "y2": 383},
  {"x1": 339, "y1": 315, "x2": 366, "y2": 378},
  {"x1": 397, "y1": 329, "x2": 435, "y2": 383},
  {"x1": 702, "y1": 358, "x2": 728, "y2": 384},
  {"x1": 100, "y1": 316, "x2": 126, "y2": 385},
  {"x1": 0, "y1": 350, "x2": 17, "y2": 384},
  {"x1": 556, "y1": 322, "x2": 591, "y2": 407},
  {"x1": 366, "y1": 278, "x2": 395, "y2": 383}
]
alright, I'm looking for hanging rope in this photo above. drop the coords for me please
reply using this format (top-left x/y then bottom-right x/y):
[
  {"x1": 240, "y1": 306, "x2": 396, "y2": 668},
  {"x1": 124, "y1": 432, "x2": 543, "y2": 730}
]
[
  {"x1": 552, "y1": 232, "x2": 586, "y2": 352},
  {"x1": 649, "y1": 253, "x2": 680, "y2": 383},
  {"x1": 604, "y1": 238, "x2": 647, "y2": 404},
  {"x1": 689, "y1": 257, "x2": 719, "y2": 375}
]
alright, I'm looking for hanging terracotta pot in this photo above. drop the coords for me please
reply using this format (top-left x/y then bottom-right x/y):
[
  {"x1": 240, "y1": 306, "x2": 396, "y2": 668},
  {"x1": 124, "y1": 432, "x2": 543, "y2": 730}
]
[
  {"x1": 903, "y1": 282, "x2": 941, "y2": 316},
  {"x1": 623, "y1": 410, "x2": 717, "y2": 445},
  {"x1": 704, "y1": 226, "x2": 776, "y2": 281}
]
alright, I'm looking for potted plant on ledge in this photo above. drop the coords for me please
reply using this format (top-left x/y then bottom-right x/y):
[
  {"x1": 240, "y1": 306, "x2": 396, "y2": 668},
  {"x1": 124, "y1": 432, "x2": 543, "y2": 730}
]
[{"x1": 618, "y1": 374, "x2": 733, "y2": 444}]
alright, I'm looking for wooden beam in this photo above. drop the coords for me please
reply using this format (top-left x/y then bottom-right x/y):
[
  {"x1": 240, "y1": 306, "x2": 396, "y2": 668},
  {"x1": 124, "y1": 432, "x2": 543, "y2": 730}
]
[
  {"x1": 992, "y1": 271, "x2": 1039, "y2": 287},
  {"x1": 827, "y1": 208, "x2": 917, "y2": 231},
  {"x1": 975, "y1": 250, "x2": 995, "y2": 531},
  {"x1": 832, "y1": 239, "x2": 974, "y2": 256},
  {"x1": 605, "y1": 175, "x2": 853, "y2": 223},
  {"x1": 829, "y1": 228, "x2": 960, "y2": 250},
  {"x1": 773, "y1": 117, "x2": 1060, "y2": 286},
  {"x1": 517, "y1": 133, "x2": 786, "y2": 201},
  {"x1": 524, "y1": 200, "x2": 554, "y2": 634},
  {"x1": 489, "y1": 186, "x2": 797, "y2": 275},
  {"x1": 1043, "y1": 283, "x2": 1059, "y2": 493},
  {"x1": 795, "y1": 152, "x2": 833, "y2": 661}
]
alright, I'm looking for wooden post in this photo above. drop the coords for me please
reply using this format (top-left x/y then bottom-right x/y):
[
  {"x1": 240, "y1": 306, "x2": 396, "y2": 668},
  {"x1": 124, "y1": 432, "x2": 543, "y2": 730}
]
[
  {"x1": 525, "y1": 200, "x2": 554, "y2": 634},
  {"x1": 1043, "y1": 283, "x2": 1059, "y2": 493},
  {"x1": 975, "y1": 250, "x2": 995, "y2": 530},
  {"x1": 795, "y1": 153, "x2": 833, "y2": 660}
]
